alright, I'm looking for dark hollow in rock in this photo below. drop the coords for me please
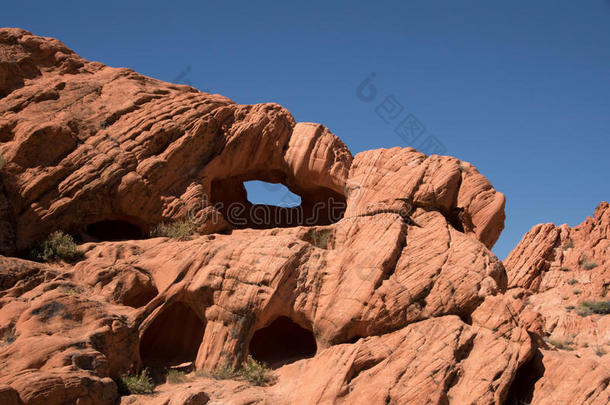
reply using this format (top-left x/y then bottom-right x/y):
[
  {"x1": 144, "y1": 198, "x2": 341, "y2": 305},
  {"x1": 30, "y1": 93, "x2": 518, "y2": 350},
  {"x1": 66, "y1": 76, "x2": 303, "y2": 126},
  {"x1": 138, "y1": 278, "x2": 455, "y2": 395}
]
[
  {"x1": 139, "y1": 301, "x2": 205, "y2": 369},
  {"x1": 504, "y1": 349, "x2": 545, "y2": 405},
  {"x1": 85, "y1": 220, "x2": 144, "y2": 242},
  {"x1": 249, "y1": 316, "x2": 317, "y2": 369}
]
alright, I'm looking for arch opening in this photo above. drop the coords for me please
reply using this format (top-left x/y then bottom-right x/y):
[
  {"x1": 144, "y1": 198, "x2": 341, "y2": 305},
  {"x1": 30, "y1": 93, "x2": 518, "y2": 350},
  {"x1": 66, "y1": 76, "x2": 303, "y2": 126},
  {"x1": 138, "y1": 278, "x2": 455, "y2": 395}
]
[
  {"x1": 244, "y1": 180, "x2": 301, "y2": 207},
  {"x1": 248, "y1": 316, "x2": 317, "y2": 369},
  {"x1": 210, "y1": 175, "x2": 346, "y2": 229},
  {"x1": 139, "y1": 301, "x2": 205, "y2": 369},
  {"x1": 85, "y1": 220, "x2": 144, "y2": 241}
]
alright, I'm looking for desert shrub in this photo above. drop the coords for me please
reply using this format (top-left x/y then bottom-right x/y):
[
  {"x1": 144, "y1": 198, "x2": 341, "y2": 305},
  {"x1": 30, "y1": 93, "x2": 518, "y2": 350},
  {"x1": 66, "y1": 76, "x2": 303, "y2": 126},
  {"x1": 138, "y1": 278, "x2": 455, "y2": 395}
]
[
  {"x1": 196, "y1": 362, "x2": 238, "y2": 380},
  {"x1": 545, "y1": 338, "x2": 574, "y2": 351},
  {"x1": 573, "y1": 288, "x2": 582, "y2": 295},
  {"x1": 120, "y1": 370, "x2": 154, "y2": 395},
  {"x1": 565, "y1": 305, "x2": 575, "y2": 311},
  {"x1": 0, "y1": 327, "x2": 17, "y2": 346},
  {"x1": 579, "y1": 255, "x2": 598, "y2": 270},
  {"x1": 213, "y1": 363, "x2": 238, "y2": 379},
  {"x1": 567, "y1": 279, "x2": 578, "y2": 285},
  {"x1": 306, "y1": 229, "x2": 332, "y2": 249},
  {"x1": 595, "y1": 346, "x2": 606, "y2": 357},
  {"x1": 62, "y1": 286, "x2": 84, "y2": 296},
  {"x1": 150, "y1": 219, "x2": 195, "y2": 240},
  {"x1": 561, "y1": 239, "x2": 574, "y2": 250},
  {"x1": 195, "y1": 357, "x2": 273, "y2": 386},
  {"x1": 579, "y1": 300, "x2": 610, "y2": 315},
  {"x1": 240, "y1": 355, "x2": 273, "y2": 386},
  {"x1": 560, "y1": 267, "x2": 570, "y2": 272},
  {"x1": 30, "y1": 231, "x2": 84, "y2": 262},
  {"x1": 166, "y1": 369, "x2": 188, "y2": 384}
]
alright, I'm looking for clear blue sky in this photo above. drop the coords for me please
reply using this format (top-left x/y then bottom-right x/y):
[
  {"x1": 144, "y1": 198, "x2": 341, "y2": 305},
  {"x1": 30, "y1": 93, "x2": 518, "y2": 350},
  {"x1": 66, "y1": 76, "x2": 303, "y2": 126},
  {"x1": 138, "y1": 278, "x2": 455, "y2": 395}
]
[{"x1": 3, "y1": 1, "x2": 609, "y2": 258}]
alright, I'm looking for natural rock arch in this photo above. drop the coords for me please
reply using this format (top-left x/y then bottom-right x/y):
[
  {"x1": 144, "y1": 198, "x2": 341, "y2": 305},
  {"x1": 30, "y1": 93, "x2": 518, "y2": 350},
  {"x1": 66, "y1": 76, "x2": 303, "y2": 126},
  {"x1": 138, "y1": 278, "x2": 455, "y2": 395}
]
[
  {"x1": 248, "y1": 316, "x2": 317, "y2": 368},
  {"x1": 210, "y1": 175, "x2": 346, "y2": 229}
]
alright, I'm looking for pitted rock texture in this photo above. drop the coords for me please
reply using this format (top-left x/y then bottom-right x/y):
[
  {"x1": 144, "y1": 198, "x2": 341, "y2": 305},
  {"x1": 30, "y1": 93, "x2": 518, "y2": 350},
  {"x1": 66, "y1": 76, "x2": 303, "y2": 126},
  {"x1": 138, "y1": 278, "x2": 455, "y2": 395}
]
[{"x1": 0, "y1": 28, "x2": 602, "y2": 405}]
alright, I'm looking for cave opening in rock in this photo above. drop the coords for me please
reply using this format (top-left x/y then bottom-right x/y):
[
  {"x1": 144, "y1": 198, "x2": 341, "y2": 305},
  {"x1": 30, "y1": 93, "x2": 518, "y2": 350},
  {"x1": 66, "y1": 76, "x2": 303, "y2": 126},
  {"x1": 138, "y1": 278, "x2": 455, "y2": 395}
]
[
  {"x1": 139, "y1": 301, "x2": 205, "y2": 369},
  {"x1": 210, "y1": 175, "x2": 346, "y2": 229},
  {"x1": 85, "y1": 220, "x2": 143, "y2": 241},
  {"x1": 248, "y1": 316, "x2": 317, "y2": 369},
  {"x1": 504, "y1": 349, "x2": 545, "y2": 404}
]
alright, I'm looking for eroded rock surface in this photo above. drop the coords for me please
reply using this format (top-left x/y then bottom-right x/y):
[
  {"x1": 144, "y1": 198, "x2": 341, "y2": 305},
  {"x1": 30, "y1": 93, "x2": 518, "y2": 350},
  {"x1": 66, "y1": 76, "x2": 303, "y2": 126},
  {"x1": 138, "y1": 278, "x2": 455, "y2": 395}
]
[
  {"x1": 0, "y1": 28, "x2": 605, "y2": 405},
  {"x1": 504, "y1": 202, "x2": 610, "y2": 405}
]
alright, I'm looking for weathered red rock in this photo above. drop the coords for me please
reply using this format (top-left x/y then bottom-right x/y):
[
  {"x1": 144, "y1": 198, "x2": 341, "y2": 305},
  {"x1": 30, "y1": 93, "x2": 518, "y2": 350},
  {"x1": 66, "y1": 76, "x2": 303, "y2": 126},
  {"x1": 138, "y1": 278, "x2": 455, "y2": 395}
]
[
  {"x1": 0, "y1": 27, "x2": 604, "y2": 405},
  {"x1": 526, "y1": 350, "x2": 610, "y2": 405},
  {"x1": 504, "y1": 202, "x2": 610, "y2": 404}
]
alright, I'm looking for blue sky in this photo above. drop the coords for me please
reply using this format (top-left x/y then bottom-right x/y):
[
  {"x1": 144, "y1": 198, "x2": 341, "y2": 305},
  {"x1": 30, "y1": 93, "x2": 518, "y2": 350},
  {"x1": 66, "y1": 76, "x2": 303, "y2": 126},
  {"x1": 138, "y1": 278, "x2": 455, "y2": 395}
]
[{"x1": 3, "y1": 1, "x2": 609, "y2": 258}]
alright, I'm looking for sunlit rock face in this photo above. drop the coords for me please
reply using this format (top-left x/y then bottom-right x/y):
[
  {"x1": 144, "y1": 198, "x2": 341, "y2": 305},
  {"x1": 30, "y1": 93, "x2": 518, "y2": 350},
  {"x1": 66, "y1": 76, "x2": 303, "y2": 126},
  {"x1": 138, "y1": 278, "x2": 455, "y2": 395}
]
[
  {"x1": 2, "y1": 28, "x2": 606, "y2": 405},
  {"x1": 502, "y1": 201, "x2": 610, "y2": 405}
]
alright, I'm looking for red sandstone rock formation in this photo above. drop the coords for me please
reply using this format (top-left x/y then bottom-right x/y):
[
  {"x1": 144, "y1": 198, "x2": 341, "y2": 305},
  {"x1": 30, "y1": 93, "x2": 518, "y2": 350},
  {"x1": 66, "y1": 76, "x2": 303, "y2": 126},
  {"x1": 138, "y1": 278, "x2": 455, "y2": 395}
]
[
  {"x1": 0, "y1": 28, "x2": 606, "y2": 405},
  {"x1": 503, "y1": 202, "x2": 610, "y2": 404}
]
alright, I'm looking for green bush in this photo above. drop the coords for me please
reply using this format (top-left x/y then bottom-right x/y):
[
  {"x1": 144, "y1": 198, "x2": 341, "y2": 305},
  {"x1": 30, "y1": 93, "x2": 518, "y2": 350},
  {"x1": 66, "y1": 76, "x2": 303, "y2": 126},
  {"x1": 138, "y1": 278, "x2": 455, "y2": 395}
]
[
  {"x1": 30, "y1": 231, "x2": 84, "y2": 262},
  {"x1": 307, "y1": 229, "x2": 332, "y2": 249},
  {"x1": 213, "y1": 363, "x2": 238, "y2": 379},
  {"x1": 579, "y1": 300, "x2": 610, "y2": 315},
  {"x1": 240, "y1": 355, "x2": 274, "y2": 386},
  {"x1": 150, "y1": 219, "x2": 195, "y2": 240},
  {"x1": 567, "y1": 279, "x2": 578, "y2": 285},
  {"x1": 196, "y1": 362, "x2": 238, "y2": 380},
  {"x1": 560, "y1": 267, "x2": 571, "y2": 272},
  {"x1": 166, "y1": 369, "x2": 188, "y2": 384},
  {"x1": 595, "y1": 346, "x2": 606, "y2": 357},
  {"x1": 195, "y1": 357, "x2": 274, "y2": 386},
  {"x1": 579, "y1": 255, "x2": 598, "y2": 270},
  {"x1": 120, "y1": 370, "x2": 154, "y2": 394}
]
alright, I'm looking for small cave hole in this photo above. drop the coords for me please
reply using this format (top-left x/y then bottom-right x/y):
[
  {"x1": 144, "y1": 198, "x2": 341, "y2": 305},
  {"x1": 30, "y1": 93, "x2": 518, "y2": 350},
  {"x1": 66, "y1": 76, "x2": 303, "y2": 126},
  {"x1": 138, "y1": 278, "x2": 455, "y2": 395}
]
[
  {"x1": 248, "y1": 316, "x2": 317, "y2": 369},
  {"x1": 140, "y1": 301, "x2": 205, "y2": 370},
  {"x1": 85, "y1": 220, "x2": 143, "y2": 241},
  {"x1": 504, "y1": 349, "x2": 545, "y2": 405}
]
